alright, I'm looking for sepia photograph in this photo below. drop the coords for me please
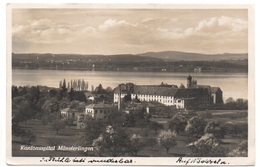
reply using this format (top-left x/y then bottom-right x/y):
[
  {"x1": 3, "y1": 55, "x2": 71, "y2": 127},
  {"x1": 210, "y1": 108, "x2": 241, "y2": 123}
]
[{"x1": 6, "y1": 3, "x2": 255, "y2": 165}]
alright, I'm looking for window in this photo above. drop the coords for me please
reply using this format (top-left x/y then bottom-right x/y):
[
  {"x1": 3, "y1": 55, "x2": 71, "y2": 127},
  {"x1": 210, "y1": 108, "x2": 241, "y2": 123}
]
[{"x1": 100, "y1": 110, "x2": 102, "y2": 113}]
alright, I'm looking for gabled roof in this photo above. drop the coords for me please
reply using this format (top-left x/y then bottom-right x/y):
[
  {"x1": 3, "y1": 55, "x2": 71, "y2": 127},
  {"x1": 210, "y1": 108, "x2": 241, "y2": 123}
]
[
  {"x1": 60, "y1": 108, "x2": 81, "y2": 113},
  {"x1": 86, "y1": 102, "x2": 114, "y2": 109},
  {"x1": 133, "y1": 86, "x2": 179, "y2": 96},
  {"x1": 192, "y1": 85, "x2": 211, "y2": 89},
  {"x1": 210, "y1": 87, "x2": 222, "y2": 93}
]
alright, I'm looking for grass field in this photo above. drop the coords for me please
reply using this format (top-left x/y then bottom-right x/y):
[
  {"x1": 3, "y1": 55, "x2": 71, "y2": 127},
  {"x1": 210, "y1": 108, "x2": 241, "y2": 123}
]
[{"x1": 12, "y1": 110, "x2": 248, "y2": 157}]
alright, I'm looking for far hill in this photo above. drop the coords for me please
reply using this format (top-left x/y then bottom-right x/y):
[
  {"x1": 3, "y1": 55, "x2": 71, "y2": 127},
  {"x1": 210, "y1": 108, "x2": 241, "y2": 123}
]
[
  {"x1": 12, "y1": 53, "x2": 163, "y2": 63},
  {"x1": 137, "y1": 51, "x2": 248, "y2": 61}
]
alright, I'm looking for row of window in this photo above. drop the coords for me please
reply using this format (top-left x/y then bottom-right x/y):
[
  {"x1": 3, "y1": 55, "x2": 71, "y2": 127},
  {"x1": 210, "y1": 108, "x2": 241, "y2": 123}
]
[
  {"x1": 132, "y1": 94, "x2": 174, "y2": 99},
  {"x1": 139, "y1": 98, "x2": 174, "y2": 104},
  {"x1": 85, "y1": 109, "x2": 112, "y2": 114}
]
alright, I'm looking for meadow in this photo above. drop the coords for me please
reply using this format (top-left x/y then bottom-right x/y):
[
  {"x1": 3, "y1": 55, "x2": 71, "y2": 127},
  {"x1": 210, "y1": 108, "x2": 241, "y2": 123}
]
[{"x1": 12, "y1": 109, "x2": 248, "y2": 157}]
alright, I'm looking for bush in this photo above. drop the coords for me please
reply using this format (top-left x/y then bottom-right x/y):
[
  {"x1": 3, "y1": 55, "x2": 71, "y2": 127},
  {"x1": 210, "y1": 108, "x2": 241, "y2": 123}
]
[
  {"x1": 185, "y1": 116, "x2": 207, "y2": 137},
  {"x1": 187, "y1": 133, "x2": 227, "y2": 157},
  {"x1": 227, "y1": 140, "x2": 248, "y2": 157},
  {"x1": 168, "y1": 114, "x2": 187, "y2": 135},
  {"x1": 204, "y1": 121, "x2": 226, "y2": 139}
]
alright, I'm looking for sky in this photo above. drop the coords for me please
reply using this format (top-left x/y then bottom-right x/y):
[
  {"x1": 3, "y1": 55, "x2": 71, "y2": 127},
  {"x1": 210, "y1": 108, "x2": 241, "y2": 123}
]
[{"x1": 12, "y1": 8, "x2": 248, "y2": 55}]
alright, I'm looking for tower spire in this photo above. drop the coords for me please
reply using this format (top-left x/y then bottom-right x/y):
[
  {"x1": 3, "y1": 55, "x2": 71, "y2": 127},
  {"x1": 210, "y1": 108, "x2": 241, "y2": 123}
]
[{"x1": 187, "y1": 74, "x2": 192, "y2": 88}]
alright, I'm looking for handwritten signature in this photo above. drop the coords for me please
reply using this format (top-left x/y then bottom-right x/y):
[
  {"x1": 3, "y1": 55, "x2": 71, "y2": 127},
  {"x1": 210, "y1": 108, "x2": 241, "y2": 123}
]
[
  {"x1": 40, "y1": 157, "x2": 134, "y2": 164},
  {"x1": 176, "y1": 157, "x2": 229, "y2": 165}
]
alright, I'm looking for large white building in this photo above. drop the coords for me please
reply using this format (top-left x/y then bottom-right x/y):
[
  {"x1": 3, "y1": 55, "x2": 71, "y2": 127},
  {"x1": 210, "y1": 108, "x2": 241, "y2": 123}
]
[{"x1": 113, "y1": 76, "x2": 223, "y2": 109}]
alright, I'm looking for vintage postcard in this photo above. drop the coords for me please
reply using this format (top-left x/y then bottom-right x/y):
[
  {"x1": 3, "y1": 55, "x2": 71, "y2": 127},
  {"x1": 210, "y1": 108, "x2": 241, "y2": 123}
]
[{"x1": 6, "y1": 4, "x2": 255, "y2": 165}]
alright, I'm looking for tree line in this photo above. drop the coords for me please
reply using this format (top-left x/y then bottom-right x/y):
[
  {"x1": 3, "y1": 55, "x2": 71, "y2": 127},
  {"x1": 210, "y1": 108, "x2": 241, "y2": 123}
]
[{"x1": 59, "y1": 79, "x2": 88, "y2": 91}]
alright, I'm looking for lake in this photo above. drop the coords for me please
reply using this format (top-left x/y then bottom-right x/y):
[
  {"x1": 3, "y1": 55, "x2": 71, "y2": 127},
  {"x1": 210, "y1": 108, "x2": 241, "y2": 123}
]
[{"x1": 12, "y1": 69, "x2": 248, "y2": 101}]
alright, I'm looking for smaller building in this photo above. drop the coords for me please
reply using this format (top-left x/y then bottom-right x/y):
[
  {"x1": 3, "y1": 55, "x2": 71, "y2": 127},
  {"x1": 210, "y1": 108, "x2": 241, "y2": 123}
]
[
  {"x1": 210, "y1": 87, "x2": 223, "y2": 104},
  {"x1": 85, "y1": 102, "x2": 116, "y2": 118},
  {"x1": 60, "y1": 108, "x2": 83, "y2": 123}
]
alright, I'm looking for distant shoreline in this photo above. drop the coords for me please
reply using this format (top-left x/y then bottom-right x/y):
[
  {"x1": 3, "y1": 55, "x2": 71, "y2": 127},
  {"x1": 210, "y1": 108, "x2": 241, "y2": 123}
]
[{"x1": 12, "y1": 67, "x2": 248, "y2": 73}]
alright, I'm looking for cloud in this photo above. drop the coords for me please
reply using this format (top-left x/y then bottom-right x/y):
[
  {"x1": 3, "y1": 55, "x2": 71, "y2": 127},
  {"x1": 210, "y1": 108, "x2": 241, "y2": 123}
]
[
  {"x1": 154, "y1": 16, "x2": 247, "y2": 40},
  {"x1": 98, "y1": 19, "x2": 137, "y2": 31},
  {"x1": 194, "y1": 16, "x2": 247, "y2": 33},
  {"x1": 12, "y1": 15, "x2": 247, "y2": 54},
  {"x1": 13, "y1": 19, "x2": 73, "y2": 43}
]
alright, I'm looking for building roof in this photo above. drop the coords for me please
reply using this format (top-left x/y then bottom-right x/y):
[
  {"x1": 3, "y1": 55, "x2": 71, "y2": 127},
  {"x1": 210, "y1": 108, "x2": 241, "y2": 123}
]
[
  {"x1": 194, "y1": 85, "x2": 211, "y2": 89},
  {"x1": 114, "y1": 85, "x2": 178, "y2": 96},
  {"x1": 191, "y1": 85, "x2": 222, "y2": 94},
  {"x1": 133, "y1": 86, "x2": 179, "y2": 96},
  {"x1": 60, "y1": 108, "x2": 81, "y2": 113},
  {"x1": 86, "y1": 102, "x2": 114, "y2": 109},
  {"x1": 210, "y1": 87, "x2": 222, "y2": 93},
  {"x1": 174, "y1": 88, "x2": 209, "y2": 98}
]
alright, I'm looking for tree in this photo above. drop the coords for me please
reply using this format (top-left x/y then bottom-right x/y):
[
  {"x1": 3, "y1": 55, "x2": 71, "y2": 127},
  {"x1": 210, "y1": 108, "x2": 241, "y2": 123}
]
[
  {"x1": 148, "y1": 121, "x2": 164, "y2": 134},
  {"x1": 12, "y1": 86, "x2": 19, "y2": 98},
  {"x1": 86, "y1": 81, "x2": 89, "y2": 90},
  {"x1": 41, "y1": 115, "x2": 49, "y2": 126},
  {"x1": 226, "y1": 97, "x2": 235, "y2": 103},
  {"x1": 66, "y1": 117, "x2": 74, "y2": 128},
  {"x1": 227, "y1": 140, "x2": 248, "y2": 157},
  {"x1": 227, "y1": 123, "x2": 248, "y2": 137},
  {"x1": 83, "y1": 117, "x2": 105, "y2": 145},
  {"x1": 18, "y1": 100, "x2": 35, "y2": 124},
  {"x1": 129, "y1": 134, "x2": 145, "y2": 156},
  {"x1": 78, "y1": 79, "x2": 81, "y2": 91},
  {"x1": 168, "y1": 114, "x2": 187, "y2": 135},
  {"x1": 52, "y1": 120, "x2": 66, "y2": 134},
  {"x1": 21, "y1": 130, "x2": 36, "y2": 145},
  {"x1": 49, "y1": 89, "x2": 58, "y2": 97},
  {"x1": 179, "y1": 83, "x2": 185, "y2": 89},
  {"x1": 106, "y1": 111, "x2": 127, "y2": 127},
  {"x1": 94, "y1": 84, "x2": 106, "y2": 94},
  {"x1": 81, "y1": 79, "x2": 86, "y2": 90},
  {"x1": 59, "y1": 80, "x2": 62, "y2": 89},
  {"x1": 187, "y1": 133, "x2": 226, "y2": 157},
  {"x1": 73, "y1": 79, "x2": 77, "y2": 90},
  {"x1": 157, "y1": 130, "x2": 177, "y2": 154},
  {"x1": 185, "y1": 116, "x2": 207, "y2": 137},
  {"x1": 28, "y1": 86, "x2": 40, "y2": 102},
  {"x1": 225, "y1": 97, "x2": 248, "y2": 110},
  {"x1": 42, "y1": 97, "x2": 59, "y2": 113},
  {"x1": 105, "y1": 87, "x2": 113, "y2": 93},
  {"x1": 92, "y1": 126, "x2": 131, "y2": 157},
  {"x1": 62, "y1": 79, "x2": 67, "y2": 91},
  {"x1": 204, "y1": 121, "x2": 226, "y2": 139},
  {"x1": 125, "y1": 112, "x2": 135, "y2": 127},
  {"x1": 12, "y1": 119, "x2": 26, "y2": 137},
  {"x1": 145, "y1": 137, "x2": 157, "y2": 150},
  {"x1": 67, "y1": 82, "x2": 70, "y2": 90}
]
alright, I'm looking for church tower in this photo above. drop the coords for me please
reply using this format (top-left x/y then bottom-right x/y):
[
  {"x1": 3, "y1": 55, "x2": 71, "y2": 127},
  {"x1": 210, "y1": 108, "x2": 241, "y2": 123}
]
[{"x1": 187, "y1": 75, "x2": 192, "y2": 88}]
